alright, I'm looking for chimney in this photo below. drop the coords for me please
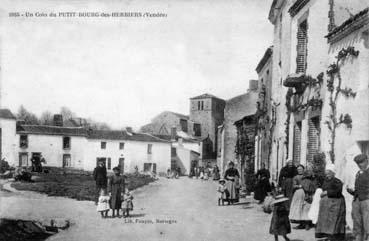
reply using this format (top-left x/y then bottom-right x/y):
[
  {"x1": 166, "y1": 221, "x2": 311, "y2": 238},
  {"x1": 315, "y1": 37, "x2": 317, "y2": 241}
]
[
  {"x1": 53, "y1": 114, "x2": 63, "y2": 127},
  {"x1": 249, "y1": 79, "x2": 258, "y2": 92},
  {"x1": 126, "y1": 127, "x2": 133, "y2": 133},
  {"x1": 170, "y1": 127, "x2": 177, "y2": 140}
]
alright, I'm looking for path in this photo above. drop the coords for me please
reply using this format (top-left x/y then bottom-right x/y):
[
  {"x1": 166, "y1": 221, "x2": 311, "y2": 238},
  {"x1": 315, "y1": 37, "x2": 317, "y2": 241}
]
[{"x1": 0, "y1": 178, "x2": 315, "y2": 241}]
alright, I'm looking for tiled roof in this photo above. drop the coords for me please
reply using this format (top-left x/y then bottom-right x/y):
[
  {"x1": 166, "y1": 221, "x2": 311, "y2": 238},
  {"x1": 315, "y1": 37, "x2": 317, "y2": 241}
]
[
  {"x1": 190, "y1": 93, "x2": 224, "y2": 100},
  {"x1": 165, "y1": 111, "x2": 189, "y2": 120},
  {"x1": 0, "y1": 109, "x2": 16, "y2": 120},
  {"x1": 256, "y1": 46, "x2": 273, "y2": 73},
  {"x1": 326, "y1": 8, "x2": 369, "y2": 44},
  {"x1": 16, "y1": 125, "x2": 170, "y2": 143},
  {"x1": 17, "y1": 125, "x2": 87, "y2": 137},
  {"x1": 88, "y1": 130, "x2": 170, "y2": 143}
]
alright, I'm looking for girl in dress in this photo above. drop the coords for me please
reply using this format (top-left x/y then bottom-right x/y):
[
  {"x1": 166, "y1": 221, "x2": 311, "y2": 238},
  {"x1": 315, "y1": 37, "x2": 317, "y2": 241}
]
[
  {"x1": 217, "y1": 179, "x2": 230, "y2": 205},
  {"x1": 269, "y1": 194, "x2": 291, "y2": 241},
  {"x1": 97, "y1": 188, "x2": 110, "y2": 218},
  {"x1": 121, "y1": 189, "x2": 134, "y2": 217}
]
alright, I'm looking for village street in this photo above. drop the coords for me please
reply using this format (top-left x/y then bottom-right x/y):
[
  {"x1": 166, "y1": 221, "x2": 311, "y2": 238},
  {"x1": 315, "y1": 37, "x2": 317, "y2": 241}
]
[{"x1": 1, "y1": 178, "x2": 315, "y2": 241}]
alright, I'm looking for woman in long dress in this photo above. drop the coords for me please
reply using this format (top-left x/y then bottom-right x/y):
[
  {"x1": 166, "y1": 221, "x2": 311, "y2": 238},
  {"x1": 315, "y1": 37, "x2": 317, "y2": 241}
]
[
  {"x1": 278, "y1": 160, "x2": 298, "y2": 206},
  {"x1": 289, "y1": 166, "x2": 316, "y2": 230},
  {"x1": 108, "y1": 166, "x2": 125, "y2": 218},
  {"x1": 254, "y1": 163, "x2": 271, "y2": 203},
  {"x1": 224, "y1": 161, "x2": 240, "y2": 204},
  {"x1": 315, "y1": 164, "x2": 346, "y2": 241}
]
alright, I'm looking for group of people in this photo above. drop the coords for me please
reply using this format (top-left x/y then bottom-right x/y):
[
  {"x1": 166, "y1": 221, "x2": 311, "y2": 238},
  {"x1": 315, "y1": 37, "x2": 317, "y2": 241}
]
[
  {"x1": 93, "y1": 161, "x2": 134, "y2": 218},
  {"x1": 264, "y1": 154, "x2": 369, "y2": 241},
  {"x1": 31, "y1": 155, "x2": 46, "y2": 173},
  {"x1": 217, "y1": 161, "x2": 241, "y2": 204},
  {"x1": 190, "y1": 163, "x2": 221, "y2": 181}
]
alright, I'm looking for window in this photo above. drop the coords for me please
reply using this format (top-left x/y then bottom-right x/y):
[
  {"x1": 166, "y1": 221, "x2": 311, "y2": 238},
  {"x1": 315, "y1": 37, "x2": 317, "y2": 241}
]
[
  {"x1": 180, "y1": 119, "x2": 188, "y2": 132},
  {"x1": 101, "y1": 142, "x2": 106, "y2": 149},
  {"x1": 107, "y1": 158, "x2": 111, "y2": 170},
  {"x1": 147, "y1": 144, "x2": 152, "y2": 154},
  {"x1": 198, "y1": 101, "x2": 201, "y2": 110},
  {"x1": 201, "y1": 101, "x2": 204, "y2": 110},
  {"x1": 63, "y1": 154, "x2": 71, "y2": 168},
  {"x1": 119, "y1": 142, "x2": 125, "y2": 150},
  {"x1": 296, "y1": 20, "x2": 308, "y2": 73},
  {"x1": 20, "y1": 135, "x2": 28, "y2": 148},
  {"x1": 194, "y1": 123, "x2": 201, "y2": 137},
  {"x1": 19, "y1": 153, "x2": 28, "y2": 166},
  {"x1": 63, "y1": 137, "x2": 71, "y2": 149}
]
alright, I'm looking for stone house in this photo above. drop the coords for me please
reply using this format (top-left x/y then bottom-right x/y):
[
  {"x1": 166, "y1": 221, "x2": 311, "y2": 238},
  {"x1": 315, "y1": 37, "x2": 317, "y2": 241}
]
[
  {"x1": 217, "y1": 81, "x2": 258, "y2": 176},
  {"x1": 255, "y1": 47, "x2": 274, "y2": 173},
  {"x1": 0, "y1": 109, "x2": 17, "y2": 165},
  {"x1": 267, "y1": 0, "x2": 368, "y2": 227}
]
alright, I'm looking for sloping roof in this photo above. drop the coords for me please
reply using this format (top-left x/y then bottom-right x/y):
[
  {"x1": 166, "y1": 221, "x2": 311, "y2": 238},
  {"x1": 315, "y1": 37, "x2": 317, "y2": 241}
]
[
  {"x1": 165, "y1": 111, "x2": 189, "y2": 120},
  {"x1": 17, "y1": 125, "x2": 87, "y2": 137},
  {"x1": 326, "y1": 7, "x2": 369, "y2": 43},
  {"x1": 225, "y1": 91, "x2": 258, "y2": 118},
  {"x1": 88, "y1": 130, "x2": 170, "y2": 143},
  {"x1": 256, "y1": 46, "x2": 273, "y2": 73},
  {"x1": 0, "y1": 109, "x2": 16, "y2": 120},
  {"x1": 190, "y1": 93, "x2": 224, "y2": 100},
  {"x1": 288, "y1": 0, "x2": 310, "y2": 17}
]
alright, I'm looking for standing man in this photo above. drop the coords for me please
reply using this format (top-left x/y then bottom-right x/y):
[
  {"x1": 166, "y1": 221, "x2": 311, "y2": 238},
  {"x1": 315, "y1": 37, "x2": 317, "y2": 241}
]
[
  {"x1": 93, "y1": 160, "x2": 107, "y2": 205},
  {"x1": 347, "y1": 154, "x2": 369, "y2": 241}
]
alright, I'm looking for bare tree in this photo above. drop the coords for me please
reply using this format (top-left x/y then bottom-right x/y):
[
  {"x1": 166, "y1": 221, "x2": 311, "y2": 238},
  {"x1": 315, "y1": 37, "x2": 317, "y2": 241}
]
[
  {"x1": 60, "y1": 106, "x2": 76, "y2": 121},
  {"x1": 16, "y1": 105, "x2": 40, "y2": 125},
  {"x1": 39, "y1": 111, "x2": 53, "y2": 125}
]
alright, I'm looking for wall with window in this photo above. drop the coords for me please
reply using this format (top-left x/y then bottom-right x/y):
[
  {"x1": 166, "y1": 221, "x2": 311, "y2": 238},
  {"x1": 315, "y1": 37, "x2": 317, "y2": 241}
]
[
  {"x1": 0, "y1": 118, "x2": 17, "y2": 166},
  {"x1": 84, "y1": 139, "x2": 171, "y2": 174},
  {"x1": 16, "y1": 134, "x2": 86, "y2": 169}
]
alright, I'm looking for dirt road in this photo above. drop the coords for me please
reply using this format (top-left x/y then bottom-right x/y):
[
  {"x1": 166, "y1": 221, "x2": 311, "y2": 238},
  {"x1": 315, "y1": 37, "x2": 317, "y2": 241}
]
[{"x1": 0, "y1": 178, "x2": 315, "y2": 241}]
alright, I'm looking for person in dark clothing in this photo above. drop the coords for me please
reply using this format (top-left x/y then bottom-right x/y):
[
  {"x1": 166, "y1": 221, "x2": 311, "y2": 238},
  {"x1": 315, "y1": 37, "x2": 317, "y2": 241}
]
[
  {"x1": 212, "y1": 165, "x2": 220, "y2": 181},
  {"x1": 269, "y1": 194, "x2": 291, "y2": 241},
  {"x1": 347, "y1": 154, "x2": 369, "y2": 241},
  {"x1": 315, "y1": 163, "x2": 346, "y2": 241},
  {"x1": 254, "y1": 163, "x2": 271, "y2": 203},
  {"x1": 93, "y1": 161, "x2": 107, "y2": 205},
  {"x1": 278, "y1": 160, "x2": 298, "y2": 205},
  {"x1": 108, "y1": 166, "x2": 125, "y2": 218},
  {"x1": 224, "y1": 161, "x2": 240, "y2": 203}
]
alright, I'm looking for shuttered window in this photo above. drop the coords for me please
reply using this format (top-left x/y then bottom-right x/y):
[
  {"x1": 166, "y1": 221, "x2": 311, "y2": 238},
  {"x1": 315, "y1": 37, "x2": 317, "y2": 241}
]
[
  {"x1": 293, "y1": 121, "x2": 302, "y2": 164},
  {"x1": 307, "y1": 117, "x2": 320, "y2": 165},
  {"x1": 296, "y1": 20, "x2": 308, "y2": 73}
]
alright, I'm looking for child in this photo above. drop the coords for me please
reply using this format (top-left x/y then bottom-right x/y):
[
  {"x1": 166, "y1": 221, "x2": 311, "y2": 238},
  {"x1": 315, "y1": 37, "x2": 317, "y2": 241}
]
[
  {"x1": 97, "y1": 189, "x2": 110, "y2": 218},
  {"x1": 121, "y1": 190, "x2": 134, "y2": 217},
  {"x1": 269, "y1": 194, "x2": 291, "y2": 241},
  {"x1": 217, "y1": 179, "x2": 230, "y2": 205}
]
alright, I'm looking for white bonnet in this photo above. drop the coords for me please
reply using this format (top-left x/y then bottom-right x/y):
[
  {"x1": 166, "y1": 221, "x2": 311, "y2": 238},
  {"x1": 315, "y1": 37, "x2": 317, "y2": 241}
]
[{"x1": 325, "y1": 163, "x2": 336, "y2": 173}]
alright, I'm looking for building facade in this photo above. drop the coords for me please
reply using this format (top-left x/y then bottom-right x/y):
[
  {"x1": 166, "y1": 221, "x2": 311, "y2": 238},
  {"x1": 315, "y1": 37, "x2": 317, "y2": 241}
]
[{"x1": 0, "y1": 109, "x2": 17, "y2": 165}]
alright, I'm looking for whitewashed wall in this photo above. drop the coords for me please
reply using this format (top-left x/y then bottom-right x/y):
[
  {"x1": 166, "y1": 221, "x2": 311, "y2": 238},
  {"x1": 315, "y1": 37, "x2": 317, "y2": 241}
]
[
  {"x1": 15, "y1": 134, "x2": 86, "y2": 169},
  {"x1": 84, "y1": 139, "x2": 171, "y2": 174},
  {"x1": 0, "y1": 118, "x2": 17, "y2": 166}
]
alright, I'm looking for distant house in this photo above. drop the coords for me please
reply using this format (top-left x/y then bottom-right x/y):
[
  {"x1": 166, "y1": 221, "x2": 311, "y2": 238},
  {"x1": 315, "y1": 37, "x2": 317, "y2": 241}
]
[
  {"x1": 11, "y1": 114, "x2": 172, "y2": 174},
  {"x1": 217, "y1": 80, "x2": 258, "y2": 178},
  {"x1": 0, "y1": 109, "x2": 17, "y2": 165}
]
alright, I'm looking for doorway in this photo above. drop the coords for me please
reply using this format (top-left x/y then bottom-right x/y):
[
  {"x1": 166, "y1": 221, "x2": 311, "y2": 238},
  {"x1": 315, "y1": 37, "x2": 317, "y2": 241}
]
[
  {"x1": 119, "y1": 158, "x2": 125, "y2": 174},
  {"x1": 19, "y1": 153, "x2": 28, "y2": 167}
]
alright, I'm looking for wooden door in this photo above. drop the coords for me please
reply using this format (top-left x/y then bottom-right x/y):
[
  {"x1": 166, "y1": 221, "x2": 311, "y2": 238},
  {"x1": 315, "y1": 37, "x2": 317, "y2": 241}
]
[{"x1": 119, "y1": 158, "x2": 125, "y2": 174}]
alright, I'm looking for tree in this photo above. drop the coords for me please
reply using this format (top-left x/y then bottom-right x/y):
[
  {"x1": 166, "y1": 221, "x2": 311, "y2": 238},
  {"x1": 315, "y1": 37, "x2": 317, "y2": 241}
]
[
  {"x1": 16, "y1": 105, "x2": 40, "y2": 125},
  {"x1": 39, "y1": 111, "x2": 53, "y2": 125},
  {"x1": 60, "y1": 106, "x2": 76, "y2": 121}
]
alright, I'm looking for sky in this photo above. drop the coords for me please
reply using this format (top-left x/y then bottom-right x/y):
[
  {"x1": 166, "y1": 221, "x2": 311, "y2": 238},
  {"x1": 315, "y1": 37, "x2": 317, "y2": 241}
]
[{"x1": 0, "y1": 0, "x2": 273, "y2": 129}]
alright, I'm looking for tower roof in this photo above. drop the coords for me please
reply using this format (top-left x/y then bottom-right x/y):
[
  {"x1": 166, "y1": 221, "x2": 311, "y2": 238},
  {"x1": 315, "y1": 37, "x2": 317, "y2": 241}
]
[{"x1": 190, "y1": 93, "x2": 224, "y2": 101}]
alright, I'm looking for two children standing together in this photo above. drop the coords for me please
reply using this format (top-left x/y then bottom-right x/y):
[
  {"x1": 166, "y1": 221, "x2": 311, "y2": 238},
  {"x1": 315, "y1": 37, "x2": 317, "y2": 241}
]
[{"x1": 97, "y1": 189, "x2": 134, "y2": 218}]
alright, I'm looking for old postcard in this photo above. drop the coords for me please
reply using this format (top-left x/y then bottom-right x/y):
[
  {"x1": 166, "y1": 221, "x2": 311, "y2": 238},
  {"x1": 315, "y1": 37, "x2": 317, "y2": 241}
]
[{"x1": 0, "y1": 0, "x2": 368, "y2": 241}]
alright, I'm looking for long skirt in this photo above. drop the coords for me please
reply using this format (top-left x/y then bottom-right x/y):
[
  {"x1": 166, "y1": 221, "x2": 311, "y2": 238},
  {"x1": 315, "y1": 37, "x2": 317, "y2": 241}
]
[
  {"x1": 282, "y1": 178, "x2": 294, "y2": 204},
  {"x1": 270, "y1": 210, "x2": 291, "y2": 235},
  {"x1": 226, "y1": 180, "x2": 237, "y2": 201},
  {"x1": 315, "y1": 197, "x2": 346, "y2": 240},
  {"x1": 289, "y1": 189, "x2": 311, "y2": 222},
  {"x1": 254, "y1": 179, "x2": 271, "y2": 202},
  {"x1": 308, "y1": 188, "x2": 322, "y2": 224}
]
